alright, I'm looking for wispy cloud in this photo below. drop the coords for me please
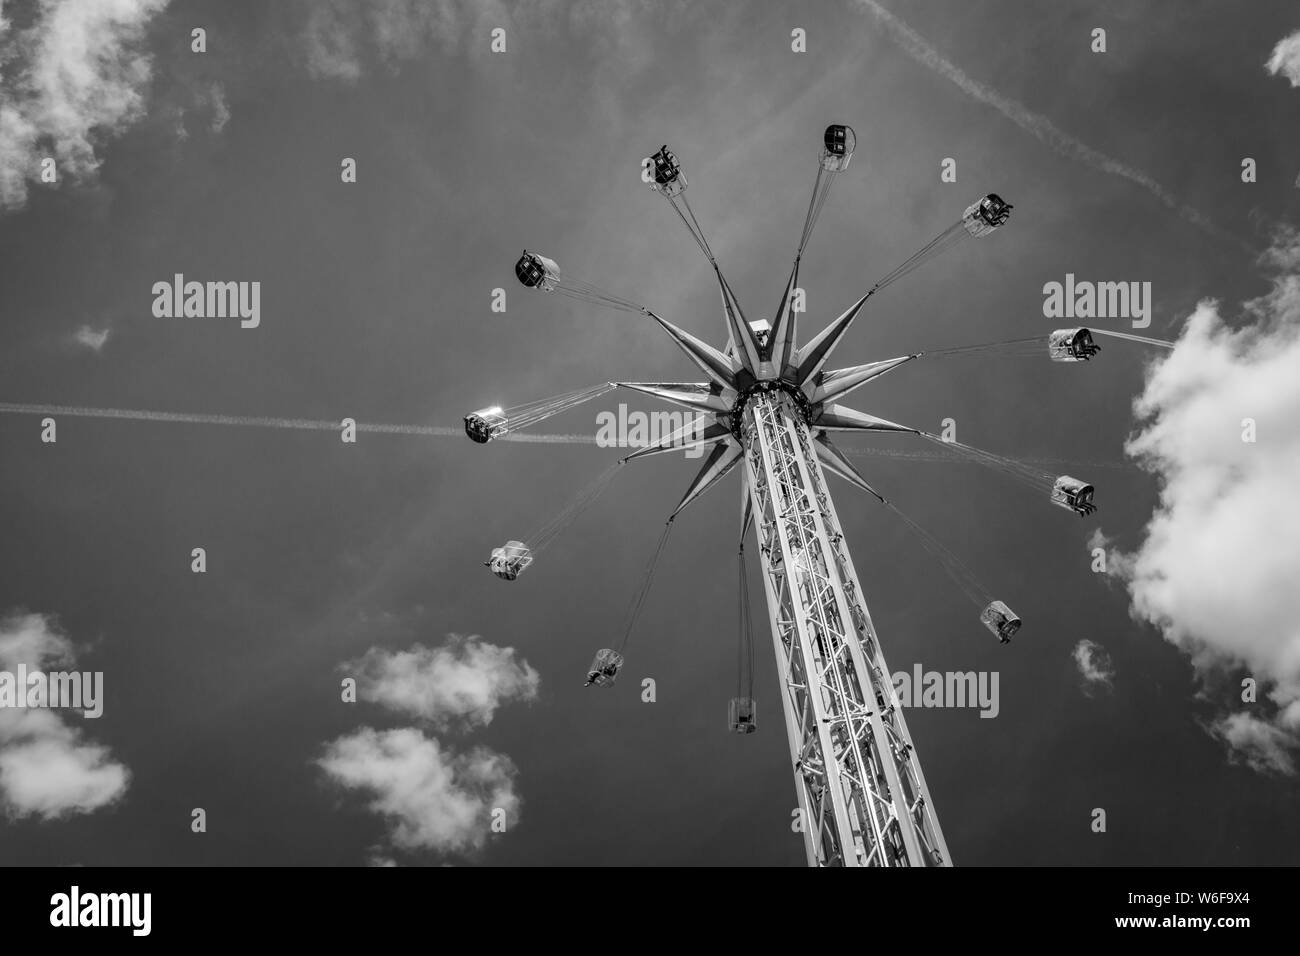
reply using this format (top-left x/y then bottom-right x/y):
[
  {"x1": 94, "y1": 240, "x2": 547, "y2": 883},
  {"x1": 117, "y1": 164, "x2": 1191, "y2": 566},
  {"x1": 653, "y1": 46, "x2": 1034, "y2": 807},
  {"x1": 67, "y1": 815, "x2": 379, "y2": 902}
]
[
  {"x1": 1071, "y1": 639, "x2": 1115, "y2": 695},
  {"x1": 297, "y1": 0, "x2": 695, "y2": 81},
  {"x1": 0, "y1": 0, "x2": 171, "y2": 211},
  {"x1": 0, "y1": 612, "x2": 130, "y2": 820},
  {"x1": 207, "y1": 82, "x2": 229, "y2": 134},
  {"x1": 300, "y1": 0, "x2": 499, "y2": 80},
  {"x1": 1265, "y1": 28, "x2": 1300, "y2": 87},
  {"x1": 1098, "y1": 228, "x2": 1300, "y2": 774},
  {"x1": 164, "y1": 80, "x2": 230, "y2": 143},
  {"x1": 849, "y1": 0, "x2": 1248, "y2": 250},
  {"x1": 70, "y1": 325, "x2": 111, "y2": 352}
]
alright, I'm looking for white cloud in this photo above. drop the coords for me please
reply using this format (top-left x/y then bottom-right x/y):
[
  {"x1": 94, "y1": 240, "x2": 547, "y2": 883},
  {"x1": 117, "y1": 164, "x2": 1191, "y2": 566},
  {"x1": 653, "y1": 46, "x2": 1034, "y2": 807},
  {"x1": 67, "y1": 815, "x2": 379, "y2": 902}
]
[
  {"x1": 318, "y1": 727, "x2": 519, "y2": 854},
  {"x1": 1210, "y1": 711, "x2": 1295, "y2": 775},
  {"x1": 0, "y1": 0, "x2": 170, "y2": 211},
  {"x1": 70, "y1": 324, "x2": 110, "y2": 352},
  {"x1": 1265, "y1": 29, "x2": 1300, "y2": 87},
  {"x1": 346, "y1": 635, "x2": 539, "y2": 730},
  {"x1": 1100, "y1": 228, "x2": 1300, "y2": 773},
  {"x1": 0, "y1": 709, "x2": 130, "y2": 819},
  {"x1": 1072, "y1": 639, "x2": 1115, "y2": 695},
  {"x1": 0, "y1": 612, "x2": 75, "y2": 671},
  {"x1": 325, "y1": 634, "x2": 536, "y2": 859},
  {"x1": 301, "y1": 1, "x2": 364, "y2": 81},
  {"x1": 0, "y1": 612, "x2": 130, "y2": 819}
]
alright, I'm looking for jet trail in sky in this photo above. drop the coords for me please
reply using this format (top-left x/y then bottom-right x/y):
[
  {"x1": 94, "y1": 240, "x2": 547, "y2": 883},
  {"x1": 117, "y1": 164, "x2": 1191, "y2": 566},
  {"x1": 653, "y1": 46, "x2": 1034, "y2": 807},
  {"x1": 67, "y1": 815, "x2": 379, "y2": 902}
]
[
  {"x1": 0, "y1": 402, "x2": 1129, "y2": 469},
  {"x1": 0, "y1": 402, "x2": 599, "y2": 444},
  {"x1": 851, "y1": 0, "x2": 1252, "y2": 252}
]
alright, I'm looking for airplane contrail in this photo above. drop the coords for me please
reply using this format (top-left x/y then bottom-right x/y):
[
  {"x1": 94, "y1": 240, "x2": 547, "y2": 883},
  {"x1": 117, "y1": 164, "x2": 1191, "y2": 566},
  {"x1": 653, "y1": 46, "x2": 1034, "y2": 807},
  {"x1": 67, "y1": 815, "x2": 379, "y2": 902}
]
[
  {"x1": 0, "y1": 402, "x2": 596, "y2": 443},
  {"x1": 0, "y1": 401, "x2": 1127, "y2": 468},
  {"x1": 851, "y1": 0, "x2": 1252, "y2": 252},
  {"x1": 0, "y1": 402, "x2": 453, "y2": 436}
]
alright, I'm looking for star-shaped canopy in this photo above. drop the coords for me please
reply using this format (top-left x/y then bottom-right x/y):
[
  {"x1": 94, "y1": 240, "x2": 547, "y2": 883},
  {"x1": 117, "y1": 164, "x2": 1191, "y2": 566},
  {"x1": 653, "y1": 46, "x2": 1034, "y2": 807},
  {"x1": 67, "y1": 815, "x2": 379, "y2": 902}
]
[
  {"x1": 495, "y1": 133, "x2": 1014, "y2": 521},
  {"x1": 617, "y1": 286, "x2": 919, "y2": 517}
]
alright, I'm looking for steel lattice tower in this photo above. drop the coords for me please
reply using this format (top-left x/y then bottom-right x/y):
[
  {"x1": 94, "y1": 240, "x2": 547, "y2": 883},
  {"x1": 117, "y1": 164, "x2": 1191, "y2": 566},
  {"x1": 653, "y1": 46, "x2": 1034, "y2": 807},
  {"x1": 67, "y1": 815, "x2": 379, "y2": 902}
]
[{"x1": 744, "y1": 390, "x2": 948, "y2": 866}]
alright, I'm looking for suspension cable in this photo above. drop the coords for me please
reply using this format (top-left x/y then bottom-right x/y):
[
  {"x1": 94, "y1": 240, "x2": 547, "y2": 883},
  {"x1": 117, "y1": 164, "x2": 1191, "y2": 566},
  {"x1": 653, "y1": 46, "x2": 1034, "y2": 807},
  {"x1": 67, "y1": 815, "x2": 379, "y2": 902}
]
[
  {"x1": 1091, "y1": 328, "x2": 1174, "y2": 349},
  {"x1": 917, "y1": 433, "x2": 1055, "y2": 495},
  {"x1": 552, "y1": 277, "x2": 653, "y2": 316},
  {"x1": 617, "y1": 519, "x2": 675, "y2": 652},
  {"x1": 799, "y1": 165, "x2": 841, "y2": 256},
  {"x1": 528, "y1": 460, "x2": 625, "y2": 555},
  {"x1": 870, "y1": 221, "x2": 971, "y2": 293},
  {"x1": 658, "y1": 190, "x2": 717, "y2": 265},
  {"x1": 738, "y1": 543, "x2": 756, "y2": 700},
  {"x1": 497, "y1": 383, "x2": 617, "y2": 432},
  {"x1": 917, "y1": 336, "x2": 1046, "y2": 359},
  {"x1": 680, "y1": 193, "x2": 715, "y2": 262},
  {"x1": 837, "y1": 442, "x2": 1130, "y2": 473},
  {"x1": 884, "y1": 501, "x2": 992, "y2": 610},
  {"x1": 798, "y1": 165, "x2": 825, "y2": 254}
]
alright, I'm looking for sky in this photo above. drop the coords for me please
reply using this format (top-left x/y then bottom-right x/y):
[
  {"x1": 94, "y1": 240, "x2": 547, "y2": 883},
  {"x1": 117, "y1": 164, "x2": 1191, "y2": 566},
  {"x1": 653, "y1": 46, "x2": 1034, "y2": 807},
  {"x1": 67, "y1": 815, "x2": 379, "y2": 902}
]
[{"x1": 0, "y1": 0, "x2": 1298, "y2": 866}]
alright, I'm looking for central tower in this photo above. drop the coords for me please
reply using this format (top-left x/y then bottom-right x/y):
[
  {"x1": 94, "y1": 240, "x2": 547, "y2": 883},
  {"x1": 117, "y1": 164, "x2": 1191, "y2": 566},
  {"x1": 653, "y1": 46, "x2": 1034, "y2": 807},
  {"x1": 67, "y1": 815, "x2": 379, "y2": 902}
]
[{"x1": 743, "y1": 391, "x2": 949, "y2": 866}]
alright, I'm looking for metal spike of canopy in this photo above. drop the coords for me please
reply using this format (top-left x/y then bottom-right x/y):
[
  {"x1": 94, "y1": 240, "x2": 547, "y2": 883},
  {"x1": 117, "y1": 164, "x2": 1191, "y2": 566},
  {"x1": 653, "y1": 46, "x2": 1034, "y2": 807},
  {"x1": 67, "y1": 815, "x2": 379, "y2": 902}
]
[
  {"x1": 813, "y1": 403, "x2": 919, "y2": 434},
  {"x1": 806, "y1": 354, "x2": 918, "y2": 405},
  {"x1": 616, "y1": 383, "x2": 733, "y2": 414},
  {"x1": 613, "y1": 381, "x2": 714, "y2": 392},
  {"x1": 768, "y1": 261, "x2": 801, "y2": 375},
  {"x1": 813, "y1": 432, "x2": 886, "y2": 503},
  {"x1": 715, "y1": 268, "x2": 763, "y2": 375},
  {"x1": 793, "y1": 291, "x2": 874, "y2": 388},
  {"x1": 647, "y1": 312, "x2": 739, "y2": 391},
  {"x1": 670, "y1": 440, "x2": 744, "y2": 517}
]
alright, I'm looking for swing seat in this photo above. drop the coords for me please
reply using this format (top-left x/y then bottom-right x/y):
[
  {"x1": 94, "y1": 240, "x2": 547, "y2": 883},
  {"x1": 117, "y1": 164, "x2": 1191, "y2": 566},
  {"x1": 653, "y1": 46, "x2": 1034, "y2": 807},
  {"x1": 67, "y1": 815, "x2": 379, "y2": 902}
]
[
  {"x1": 980, "y1": 601, "x2": 1022, "y2": 643},
  {"x1": 1048, "y1": 328, "x2": 1101, "y2": 362},
  {"x1": 962, "y1": 194, "x2": 1013, "y2": 237},
  {"x1": 1050, "y1": 476, "x2": 1096, "y2": 516},
  {"x1": 585, "y1": 648, "x2": 624, "y2": 687},
  {"x1": 487, "y1": 541, "x2": 533, "y2": 580},
  {"x1": 729, "y1": 696, "x2": 757, "y2": 734},
  {"x1": 820, "y1": 124, "x2": 856, "y2": 171}
]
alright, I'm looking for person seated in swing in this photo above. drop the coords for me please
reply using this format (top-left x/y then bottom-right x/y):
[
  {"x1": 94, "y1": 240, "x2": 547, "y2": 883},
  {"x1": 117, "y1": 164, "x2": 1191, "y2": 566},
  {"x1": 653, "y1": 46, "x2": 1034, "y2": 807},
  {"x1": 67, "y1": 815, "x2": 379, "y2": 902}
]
[
  {"x1": 584, "y1": 662, "x2": 618, "y2": 686},
  {"x1": 584, "y1": 649, "x2": 624, "y2": 687}
]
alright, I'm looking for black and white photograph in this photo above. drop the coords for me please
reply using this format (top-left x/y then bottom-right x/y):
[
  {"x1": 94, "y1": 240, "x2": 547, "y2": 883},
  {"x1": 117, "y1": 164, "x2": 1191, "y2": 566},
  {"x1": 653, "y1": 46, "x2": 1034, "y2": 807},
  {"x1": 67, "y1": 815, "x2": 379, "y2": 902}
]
[{"x1": 0, "y1": 0, "x2": 1297, "y2": 934}]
